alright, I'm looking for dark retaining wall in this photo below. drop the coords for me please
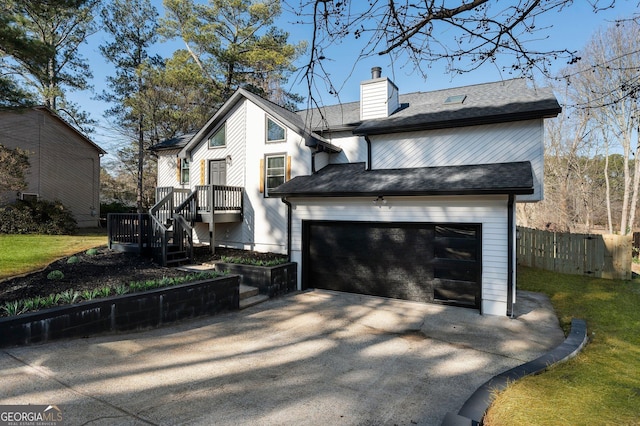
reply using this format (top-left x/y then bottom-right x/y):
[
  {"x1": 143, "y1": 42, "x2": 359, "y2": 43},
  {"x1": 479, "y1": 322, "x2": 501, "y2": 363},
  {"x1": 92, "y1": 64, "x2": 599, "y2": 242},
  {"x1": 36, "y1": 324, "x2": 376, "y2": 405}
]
[
  {"x1": 0, "y1": 275, "x2": 239, "y2": 348},
  {"x1": 214, "y1": 262, "x2": 297, "y2": 297}
]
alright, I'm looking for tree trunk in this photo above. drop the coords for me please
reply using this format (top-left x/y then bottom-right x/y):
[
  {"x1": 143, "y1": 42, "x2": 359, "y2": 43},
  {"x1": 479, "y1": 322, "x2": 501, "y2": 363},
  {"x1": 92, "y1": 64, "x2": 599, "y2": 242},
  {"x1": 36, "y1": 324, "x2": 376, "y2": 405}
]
[
  {"x1": 627, "y1": 128, "x2": 640, "y2": 235},
  {"x1": 619, "y1": 134, "x2": 631, "y2": 234},
  {"x1": 604, "y1": 140, "x2": 613, "y2": 234}
]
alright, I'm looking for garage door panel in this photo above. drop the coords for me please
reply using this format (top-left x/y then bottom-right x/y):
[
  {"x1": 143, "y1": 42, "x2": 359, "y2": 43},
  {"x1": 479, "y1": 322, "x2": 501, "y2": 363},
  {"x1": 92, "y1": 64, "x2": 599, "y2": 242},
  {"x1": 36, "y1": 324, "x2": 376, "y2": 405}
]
[
  {"x1": 433, "y1": 279, "x2": 479, "y2": 307},
  {"x1": 434, "y1": 259, "x2": 479, "y2": 282},
  {"x1": 304, "y1": 221, "x2": 480, "y2": 309},
  {"x1": 434, "y1": 239, "x2": 478, "y2": 260},
  {"x1": 436, "y1": 225, "x2": 478, "y2": 239},
  {"x1": 312, "y1": 271, "x2": 435, "y2": 303},
  {"x1": 309, "y1": 224, "x2": 434, "y2": 258},
  {"x1": 312, "y1": 256, "x2": 434, "y2": 283}
]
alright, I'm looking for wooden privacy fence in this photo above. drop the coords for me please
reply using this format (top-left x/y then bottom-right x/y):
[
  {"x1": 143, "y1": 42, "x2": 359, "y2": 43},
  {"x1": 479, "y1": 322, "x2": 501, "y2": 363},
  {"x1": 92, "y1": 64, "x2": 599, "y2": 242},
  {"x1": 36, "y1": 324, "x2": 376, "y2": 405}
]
[{"x1": 517, "y1": 227, "x2": 633, "y2": 280}]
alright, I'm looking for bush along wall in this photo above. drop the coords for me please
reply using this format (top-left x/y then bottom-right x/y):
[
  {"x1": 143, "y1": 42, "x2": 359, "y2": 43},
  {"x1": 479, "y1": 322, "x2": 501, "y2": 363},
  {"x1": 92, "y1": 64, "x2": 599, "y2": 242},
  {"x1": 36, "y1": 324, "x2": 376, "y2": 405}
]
[{"x1": 0, "y1": 199, "x2": 76, "y2": 234}]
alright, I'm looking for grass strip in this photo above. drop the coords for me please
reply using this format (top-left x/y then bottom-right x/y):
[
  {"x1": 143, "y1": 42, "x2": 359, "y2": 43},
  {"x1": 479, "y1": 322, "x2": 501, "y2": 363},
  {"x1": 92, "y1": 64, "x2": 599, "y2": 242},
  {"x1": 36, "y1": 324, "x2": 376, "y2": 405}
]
[
  {"x1": 484, "y1": 266, "x2": 640, "y2": 425},
  {"x1": 0, "y1": 232, "x2": 107, "y2": 279}
]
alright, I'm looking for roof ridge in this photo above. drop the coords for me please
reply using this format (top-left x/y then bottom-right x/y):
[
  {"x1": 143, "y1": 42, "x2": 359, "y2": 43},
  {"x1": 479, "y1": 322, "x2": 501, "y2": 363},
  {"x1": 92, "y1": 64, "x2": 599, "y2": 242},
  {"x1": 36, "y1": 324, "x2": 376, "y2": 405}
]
[{"x1": 297, "y1": 78, "x2": 531, "y2": 114}]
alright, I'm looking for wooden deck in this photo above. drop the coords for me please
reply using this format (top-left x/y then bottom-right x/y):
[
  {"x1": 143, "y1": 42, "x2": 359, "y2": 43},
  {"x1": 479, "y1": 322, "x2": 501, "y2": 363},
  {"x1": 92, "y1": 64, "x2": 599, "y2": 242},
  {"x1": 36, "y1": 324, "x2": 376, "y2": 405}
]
[{"x1": 108, "y1": 185, "x2": 243, "y2": 264}]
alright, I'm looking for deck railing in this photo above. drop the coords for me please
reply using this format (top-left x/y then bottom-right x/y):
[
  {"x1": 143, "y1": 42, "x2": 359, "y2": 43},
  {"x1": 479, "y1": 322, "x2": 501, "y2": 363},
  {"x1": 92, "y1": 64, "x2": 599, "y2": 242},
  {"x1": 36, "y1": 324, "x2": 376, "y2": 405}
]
[
  {"x1": 107, "y1": 213, "x2": 150, "y2": 252},
  {"x1": 196, "y1": 185, "x2": 243, "y2": 212},
  {"x1": 158, "y1": 185, "x2": 243, "y2": 214},
  {"x1": 175, "y1": 190, "x2": 198, "y2": 222},
  {"x1": 108, "y1": 185, "x2": 243, "y2": 265}
]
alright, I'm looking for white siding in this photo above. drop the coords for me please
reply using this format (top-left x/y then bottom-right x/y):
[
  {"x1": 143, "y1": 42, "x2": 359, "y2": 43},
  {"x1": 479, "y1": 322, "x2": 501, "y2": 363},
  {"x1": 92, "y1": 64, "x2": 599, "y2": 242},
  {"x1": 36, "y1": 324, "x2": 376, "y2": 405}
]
[
  {"x1": 181, "y1": 98, "x2": 311, "y2": 254},
  {"x1": 370, "y1": 120, "x2": 544, "y2": 201},
  {"x1": 324, "y1": 131, "x2": 367, "y2": 166},
  {"x1": 156, "y1": 149, "x2": 183, "y2": 188},
  {"x1": 190, "y1": 101, "x2": 246, "y2": 188},
  {"x1": 360, "y1": 78, "x2": 399, "y2": 120},
  {"x1": 288, "y1": 195, "x2": 510, "y2": 315}
]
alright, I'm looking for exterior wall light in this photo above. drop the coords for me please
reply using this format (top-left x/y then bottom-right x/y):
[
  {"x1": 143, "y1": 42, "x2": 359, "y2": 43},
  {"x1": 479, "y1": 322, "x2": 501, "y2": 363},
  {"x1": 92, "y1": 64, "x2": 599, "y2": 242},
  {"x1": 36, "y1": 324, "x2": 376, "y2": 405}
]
[{"x1": 373, "y1": 195, "x2": 387, "y2": 205}]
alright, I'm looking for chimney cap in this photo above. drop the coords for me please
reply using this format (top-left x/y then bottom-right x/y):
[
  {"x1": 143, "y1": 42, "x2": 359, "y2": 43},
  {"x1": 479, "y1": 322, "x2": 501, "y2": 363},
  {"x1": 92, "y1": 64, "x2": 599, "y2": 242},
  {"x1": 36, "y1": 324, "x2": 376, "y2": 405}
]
[{"x1": 371, "y1": 66, "x2": 382, "y2": 79}]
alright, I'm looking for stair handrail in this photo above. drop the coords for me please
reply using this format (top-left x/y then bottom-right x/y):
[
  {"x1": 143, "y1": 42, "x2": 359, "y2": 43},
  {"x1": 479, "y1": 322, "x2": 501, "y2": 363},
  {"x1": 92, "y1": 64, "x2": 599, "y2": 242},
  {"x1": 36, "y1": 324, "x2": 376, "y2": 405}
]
[
  {"x1": 175, "y1": 189, "x2": 198, "y2": 222},
  {"x1": 173, "y1": 213, "x2": 194, "y2": 263},
  {"x1": 149, "y1": 191, "x2": 174, "y2": 266}
]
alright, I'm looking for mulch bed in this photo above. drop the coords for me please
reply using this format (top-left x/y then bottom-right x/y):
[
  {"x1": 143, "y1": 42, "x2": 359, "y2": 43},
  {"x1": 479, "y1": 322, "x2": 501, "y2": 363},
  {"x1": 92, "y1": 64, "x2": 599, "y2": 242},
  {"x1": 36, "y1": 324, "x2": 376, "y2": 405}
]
[{"x1": 0, "y1": 246, "x2": 287, "y2": 306}]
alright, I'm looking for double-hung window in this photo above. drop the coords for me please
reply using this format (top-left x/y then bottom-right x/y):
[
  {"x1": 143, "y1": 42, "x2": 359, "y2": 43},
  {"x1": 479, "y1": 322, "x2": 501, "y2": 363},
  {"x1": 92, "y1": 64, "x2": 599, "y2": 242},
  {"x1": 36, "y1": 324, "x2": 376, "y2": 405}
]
[
  {"x1": 180, "y1": 159, "x2": 190, "y2": 184},
  {"x1": 265, "y1": 154, "x2": 285, "y2": 196}
]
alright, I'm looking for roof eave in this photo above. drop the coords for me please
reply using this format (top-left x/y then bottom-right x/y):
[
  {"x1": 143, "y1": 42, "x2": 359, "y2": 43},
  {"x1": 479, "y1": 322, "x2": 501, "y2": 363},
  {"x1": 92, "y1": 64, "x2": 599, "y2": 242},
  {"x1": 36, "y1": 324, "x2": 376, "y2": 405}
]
[
  {"x1": 32, "y1": 106, "x2": 107, "y2": 154},
  {"x1": 272, "y1": 187, "x2": 534, "y2": 198},
  {"x1": 354, "y1": 107, "x2": 562, "y2": 136},
  {"x1": 180, "y1": 88, "x2": 310, "y2": 159}
]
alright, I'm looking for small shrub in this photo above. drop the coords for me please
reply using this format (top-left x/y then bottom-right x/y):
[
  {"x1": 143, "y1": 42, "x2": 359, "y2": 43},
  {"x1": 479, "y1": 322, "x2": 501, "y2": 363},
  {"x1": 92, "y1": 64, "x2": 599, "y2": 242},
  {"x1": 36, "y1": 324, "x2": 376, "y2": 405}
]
[
  {"x1": 59, "y1": 290, "x2": 80, "y2": 304},
  {"x1": 128, "y1": 281, "x2": 145, "y2": 292},
  {"x1": 85, "y1": 248, "x2": 98, "y2": 256},
  {"x1": 66, "y1": 256, "x2": 79, "y2": 264},
  {"x1": 98, "y1": 287, "x2": 111, "y2": 297},
  {"x1": 22, "y1": 298, "x2": 37, "y2": 312},
  {"x1": 81, "y1": 289, "x2": 99, "y2": 301},
  {"x1": 220, "y1": 255, "x2": 287, "y2": 267},
  {"x1": 33, "y1": 295, "x2": 47, "y2": 309},
  {"x1": 158, "y1": 276, "x2": 173, "y2": 287},
  {"x1": 47, "y1": 270, "x2": 64, "y2": 280},
  {"x1": 44, "y1": 293, "x2": 61, "y2": 307},
  {"x1": 114, "y1": 284, "x2": 129, "y2": 295},
  {"x1": 0, "y1": 199, "x2": 76, "y2": 235},
  {"x1": 1, "y1": 300, "x2": 26, "y2": 316}
]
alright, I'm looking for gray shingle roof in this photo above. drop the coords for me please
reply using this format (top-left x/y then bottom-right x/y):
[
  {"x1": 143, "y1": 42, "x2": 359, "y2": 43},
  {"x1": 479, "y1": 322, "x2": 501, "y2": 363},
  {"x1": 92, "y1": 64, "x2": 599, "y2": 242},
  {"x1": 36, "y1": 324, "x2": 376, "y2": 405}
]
[
  {"x1": 270, "y1": 161, "x2": 534, "y2": 197},
  {"x1": 149, "y1": 133, "x2": 195, "y2": 151},
  {"x1": 296, "y1": 78, "x2": 561, "y2": 135}
]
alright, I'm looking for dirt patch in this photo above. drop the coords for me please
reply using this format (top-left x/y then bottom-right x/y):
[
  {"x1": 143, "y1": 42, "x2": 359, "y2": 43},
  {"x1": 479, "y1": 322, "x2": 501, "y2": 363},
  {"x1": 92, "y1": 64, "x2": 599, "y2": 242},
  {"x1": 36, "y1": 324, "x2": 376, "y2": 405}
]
[{"x1": 0, "y1": 246, "x2": 287, "y2": 307}]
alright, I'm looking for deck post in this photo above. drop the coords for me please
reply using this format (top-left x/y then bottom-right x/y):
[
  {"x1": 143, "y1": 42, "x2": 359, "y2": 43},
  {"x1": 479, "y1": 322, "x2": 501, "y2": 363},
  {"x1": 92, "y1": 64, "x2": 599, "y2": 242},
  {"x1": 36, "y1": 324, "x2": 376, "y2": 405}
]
[
  {"x1": 137, "y1": 213, "x2": 144, "y2": 252},
  {"x1": 210, "y1": 184, "x2": 215, "y2": 254}
]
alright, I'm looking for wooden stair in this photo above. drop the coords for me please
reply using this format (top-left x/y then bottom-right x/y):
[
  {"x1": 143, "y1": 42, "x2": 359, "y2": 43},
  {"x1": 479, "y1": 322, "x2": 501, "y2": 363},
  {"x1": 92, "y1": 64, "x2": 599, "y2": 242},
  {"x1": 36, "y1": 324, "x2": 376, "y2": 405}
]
[
  {"x1": 239, "y1": 284, "x2": 269, "y2": 310},
  {"x1": 175, "y1": 264, "x2": 270, "y2": 309}
]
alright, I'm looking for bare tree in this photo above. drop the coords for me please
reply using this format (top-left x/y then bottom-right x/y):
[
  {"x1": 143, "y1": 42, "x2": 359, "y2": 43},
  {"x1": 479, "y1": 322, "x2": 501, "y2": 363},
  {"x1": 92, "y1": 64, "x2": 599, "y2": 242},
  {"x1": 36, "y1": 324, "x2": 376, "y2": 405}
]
[
  {"x1": 286, "y1": 0, "x2": 627, "y2": 106},
  {"x1": 553, "y1": 20, "x2": 640, "y2": 234}
]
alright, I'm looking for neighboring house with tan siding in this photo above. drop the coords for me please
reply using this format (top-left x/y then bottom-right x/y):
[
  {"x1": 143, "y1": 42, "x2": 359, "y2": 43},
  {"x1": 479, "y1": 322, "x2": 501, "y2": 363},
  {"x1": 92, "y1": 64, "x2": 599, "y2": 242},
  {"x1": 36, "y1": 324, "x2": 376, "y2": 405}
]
[
  {"x1": 0, "y1": 106, "x2": 106, "y2": 228},
  {"x1": 135, "y1": 73, "x2": 560, "y2": 316}
]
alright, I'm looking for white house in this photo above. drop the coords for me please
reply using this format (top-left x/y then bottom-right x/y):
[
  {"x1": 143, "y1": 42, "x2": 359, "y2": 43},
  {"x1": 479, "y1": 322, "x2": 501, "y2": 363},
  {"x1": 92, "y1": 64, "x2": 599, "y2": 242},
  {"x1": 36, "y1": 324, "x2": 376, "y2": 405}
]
[{"x1": 151, "y1": 72, "x2": 561, "y2": 316}]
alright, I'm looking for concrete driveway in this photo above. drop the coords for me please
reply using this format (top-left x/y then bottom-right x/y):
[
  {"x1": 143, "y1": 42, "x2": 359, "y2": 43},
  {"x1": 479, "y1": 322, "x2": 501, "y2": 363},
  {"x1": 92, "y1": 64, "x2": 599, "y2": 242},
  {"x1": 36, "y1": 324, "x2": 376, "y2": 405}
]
[{"x1": 1, "y1": 290, "x2": 564, "y2": 426}]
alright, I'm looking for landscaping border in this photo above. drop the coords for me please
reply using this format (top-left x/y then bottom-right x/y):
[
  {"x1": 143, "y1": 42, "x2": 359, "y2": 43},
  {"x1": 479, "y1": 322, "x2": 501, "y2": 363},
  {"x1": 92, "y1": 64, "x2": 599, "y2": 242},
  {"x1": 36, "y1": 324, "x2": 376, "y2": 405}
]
[
  {"x1": 0, "y1": 275, "x2": 240, "y2": 348},
  {"x1": 442, "y1": 318, "x2": 588, "y2": 426}
]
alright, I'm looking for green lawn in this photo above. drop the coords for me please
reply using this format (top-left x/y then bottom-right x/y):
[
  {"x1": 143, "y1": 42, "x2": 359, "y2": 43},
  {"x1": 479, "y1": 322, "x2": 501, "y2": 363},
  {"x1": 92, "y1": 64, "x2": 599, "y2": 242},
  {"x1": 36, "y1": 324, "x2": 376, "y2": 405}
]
[
  {"x1": 0, "y1": 231, "x2": 107, "y2": 279},
  {"x1": 485, "y1": 266, "x2": 640, "y2": 425}
]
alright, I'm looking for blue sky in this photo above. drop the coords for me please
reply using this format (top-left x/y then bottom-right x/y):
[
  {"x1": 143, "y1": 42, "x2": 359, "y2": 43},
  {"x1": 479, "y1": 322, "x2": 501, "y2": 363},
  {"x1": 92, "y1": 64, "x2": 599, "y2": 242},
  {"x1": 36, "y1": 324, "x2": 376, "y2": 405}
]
[{"x1": 70, "y1": 0, "x2": 638, "y2": 157}]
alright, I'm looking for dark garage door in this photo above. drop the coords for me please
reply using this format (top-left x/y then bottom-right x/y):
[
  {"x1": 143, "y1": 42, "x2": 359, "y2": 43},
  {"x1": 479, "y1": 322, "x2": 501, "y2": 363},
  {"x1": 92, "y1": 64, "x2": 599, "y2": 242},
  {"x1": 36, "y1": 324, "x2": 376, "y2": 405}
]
[{"x1": 302, "y1": 221, "x2": 481, "y2": 309}]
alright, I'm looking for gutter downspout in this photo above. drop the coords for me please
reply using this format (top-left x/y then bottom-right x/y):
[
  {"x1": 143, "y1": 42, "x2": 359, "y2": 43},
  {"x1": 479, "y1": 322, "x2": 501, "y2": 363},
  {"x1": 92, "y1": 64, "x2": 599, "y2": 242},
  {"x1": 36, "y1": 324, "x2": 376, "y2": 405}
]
[
  {"x1": 311, "y1": 151, "x2": 317, "y2": 174},
  {"x1": 507, "y1": 194, "x2": 515, "y2": 318},
  {"x1": 365, "y1": 136, "x2": 372, "y2": 171},
  {"x1": 281, "y1": 197, "x2": 292, "y2": 262}
]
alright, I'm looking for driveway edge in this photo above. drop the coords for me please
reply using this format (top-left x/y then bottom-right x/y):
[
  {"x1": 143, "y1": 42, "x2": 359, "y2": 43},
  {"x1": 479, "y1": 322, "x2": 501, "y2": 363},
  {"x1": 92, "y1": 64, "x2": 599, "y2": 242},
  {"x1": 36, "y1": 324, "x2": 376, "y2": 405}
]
[{"x1": 442, "y1": 318, "x2": 588, "y2": 426}]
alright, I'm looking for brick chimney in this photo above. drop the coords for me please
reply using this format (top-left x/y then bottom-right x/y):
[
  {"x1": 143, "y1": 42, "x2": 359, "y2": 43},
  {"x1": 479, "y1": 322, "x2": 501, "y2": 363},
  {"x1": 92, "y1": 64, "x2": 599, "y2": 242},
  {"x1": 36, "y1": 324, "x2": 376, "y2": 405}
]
[{"x1": 360, "y1": 67, "x2": 399, "y2": 120}]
